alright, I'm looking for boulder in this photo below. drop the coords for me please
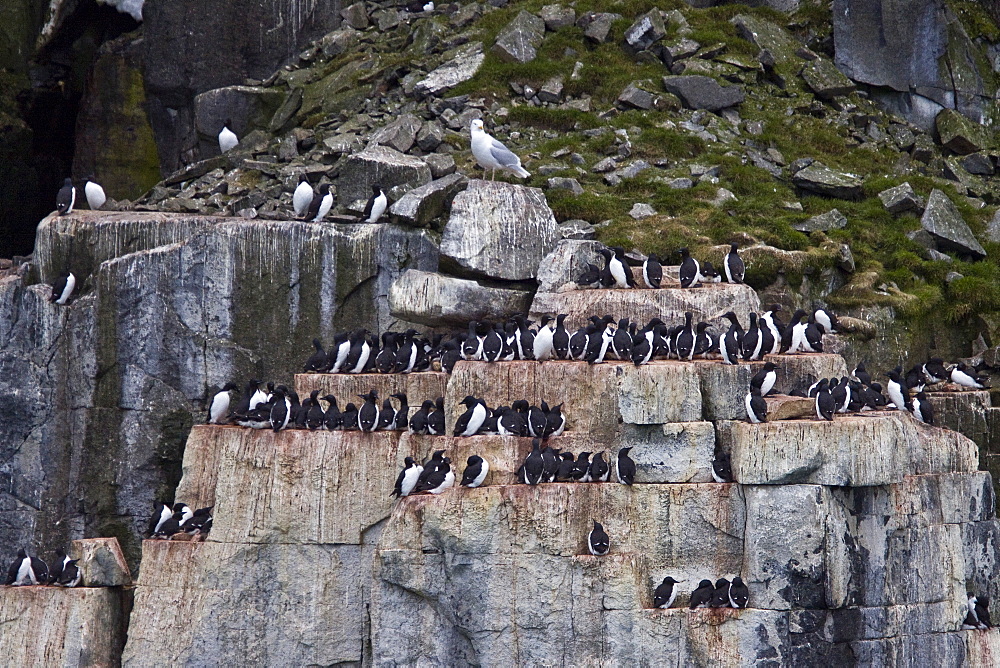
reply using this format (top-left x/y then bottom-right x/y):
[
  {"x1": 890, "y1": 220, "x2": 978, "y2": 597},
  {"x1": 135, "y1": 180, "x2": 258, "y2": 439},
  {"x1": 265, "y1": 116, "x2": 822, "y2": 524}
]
[
  {"x1": 623, "y1": 9, "x2": 666, "y2": 53},
  {"x1": 987, "y1": 210, "x2": 1000, "y2": 244},
  {"x1": 389, "y1": 173, "x2": 467, "y2": 227},
  {"x1": 535, "y1": 239, "x2": 604, "y2": 292},
  {"x1": 629, "y1": 203, "x2": 656, "y2": 219},
  {"x1": 617, "y1": 83, "x2": 655, "y2": 110},
  {"x1": 578, "y1": 12, "x2": 620, "y2": 43},
  {"x1": 961, "y1": 153, "x2": 994, "y2": 176},
  {"x1": 538, "y1": 4, "x2": 576, "y2": 30},
  {"x1": 388, "y1": 270, "x2": 534, "y2": 327},
  {"x1": 662, "y1": 75, "x2": 745, "y2": 111},
  {"x1": 337, "y1": 146, "x2": 433, "y2": 208},
  {"x1": 920, "y1": 189, "x2": 986, "y2": 259},
  {"x1": 936, "y1": 109, "x2": 987, "y2": 155},
  {"x1": 537, "y1": 76, "x2": 564, "y2": 103},
  {"x1": 340, "y1": 1, "x2": 369, "y2": 30},
  {"x1": 440, "y1": 180, "x2": 559, "y2": 281},
  {"x1": 370, "y1": 114, "x2": 423, "y2": 154},
  {"x1": 414, "y1": 43, "x2": 485, "y2": 98},
  {"x1": 193, "y1": 85, "x2": 284, "y2": 147},
  {"x1": 416, "y1": 120, "x2": 444, "y2": 152},
  {"x1": 491, "y1": 10, "x2": 546, "y2": 64},
  {"x1": 531, "y1": 282, "x2": 761, "y2": 333},
  {"x1": 793, "y1": 208, "x2": 847, "y2": 233},
  {"x1": 718, "y1": 413, "x2": 978, "y2": 486},
  {"x1": 558, "y1": 219, "x2": 596, "y2": 240},
  {"x1": 71, "y1": 537, "x2": 132, "y2": 586},
  {"x1": 546, "y1": 177, "x2": 584, "y2": 196},
  {"x1": 792, "y1": 163, "x2": 864, "y2": 199},
  {"x1": 800, "y1": 58, "x2": 856, "y2": 99},
  {"x1": 878, "y1": 182, "x2": 923, "y2": 215},
  {"x1": 731, "y1": 14, "x2": 799, "y2": 65},
  {"x1": 0, "y1": 587, "x2": 128, "y2": 665}
]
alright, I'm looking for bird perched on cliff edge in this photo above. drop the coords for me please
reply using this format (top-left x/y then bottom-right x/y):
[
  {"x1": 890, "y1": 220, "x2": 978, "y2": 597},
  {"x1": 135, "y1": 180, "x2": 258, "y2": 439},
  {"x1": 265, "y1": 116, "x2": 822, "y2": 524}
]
[
  {"x1": 588, "y1": 520, "x2": 610, "y2": 556},
  {"x1": 49, "y1": 271, "x2": 76, "y2": 305},
  {"x1": 470, "y1": 119, "x2": 530, "y2": 180},
  {"x1": 364, "y1": 184, "x2": 388, "y2": 223},
  {"x1": 293, "y1": 175, "x2": 314, "y2": 218},
  {"x1": 219, "y1": 119, "x2": 239, "y2": 153},
  {"x1": 56, "y1": 177, "x2": 75, "y2": 215},
  {"x1": 84, "y1": 176, "x2": 106, "y2": 210},
  {"x1": 654, "y1": 576, "x2": 681, "y2": 609}
]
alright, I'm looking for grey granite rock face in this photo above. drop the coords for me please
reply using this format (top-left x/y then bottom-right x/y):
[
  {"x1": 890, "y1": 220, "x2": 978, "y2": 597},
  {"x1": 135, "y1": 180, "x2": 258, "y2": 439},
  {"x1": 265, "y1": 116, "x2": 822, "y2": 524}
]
[
  {"x1": 1, "y1": 212, "x2": 436, "y2": 565},
  {"x1": 440, "y1": 180, "x2": 559, "y2": 281},
  {"x1": 936, "y1": 109, "x2": 988, "y2": 155},
  {"x1": 792, "y1": 163, "x2": 864, "y2": 199},
  {"x1": 534, "y1": 239, "x2": 603, "y2": 292},
  {"x1": 793, "y1": 208, "x2": 847, "y2": 232},
  {"x1": 414, "y1": 43, "x2": 485, "y2": 97},
  {"x1": 388, "y1": 269, "x2": 534, "y2": 327},
  {"x1": 389, "y1": 173, "x2": 468, "y2": 228},
  {"x1": 538, "y1": 4, "x2": 575, "y2": 31},
  {"x1": 623, "y1": 9, "x2": 666, "y2": 53},
  {"x1": 878, "y1": 182, "x2": 924, "y2": 215},
  {"x1": 800, "y1": 58, "x2": 856, "y2": 99},
  {"x1": 336, "y1": 145, "x2": 433, "y2": 207},
  {"x1": 491, "y1": 10, "x2": 546, "y2": 64},
  {"x1": 193, "y1": 85, "x2": 284, "y2": 152},
  {"x1": 578, "y1": 12, "x2": 620, "y2": 43},
  {"x1": 921, "y1": 189, "x2": 987, "y2": 259},
  {"x1": 662, "y1": 75, "x2": 745, "y2": 111}
]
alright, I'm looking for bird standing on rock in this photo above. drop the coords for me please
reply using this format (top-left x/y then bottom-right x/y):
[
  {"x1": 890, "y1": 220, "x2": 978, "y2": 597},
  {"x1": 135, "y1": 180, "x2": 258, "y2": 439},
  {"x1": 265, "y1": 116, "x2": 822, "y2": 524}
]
[
  {"x1": 49, "y1": 271, "x2": 76, "y2": 305},
  {"x1": 363, "y1": 184, "x2": 388, "y2": 223},
  {"x1": 470, "y1": 119, "x2": 530, "y2": 180},
  {"x1": 293, "y1": 175, "x2": 314, "y2": 218},
  {"x1": 218, "y1": 119, "x2": 239, "y2": 153},
  {"x1": 724, "y1": 243, "x2": 745, "y2": 283},
  {"x1": 654, "y1": 576, "x2": 681, "y2": 609},
  {"x1": 56, "y1": 178, "x2": 76, "y2": 215},
  {"x1": 588, "y1": 521, "x2": 610, "y2": 556},
  {"x1": 84, "y1": 176, "x2": 106, "y2": 210}
]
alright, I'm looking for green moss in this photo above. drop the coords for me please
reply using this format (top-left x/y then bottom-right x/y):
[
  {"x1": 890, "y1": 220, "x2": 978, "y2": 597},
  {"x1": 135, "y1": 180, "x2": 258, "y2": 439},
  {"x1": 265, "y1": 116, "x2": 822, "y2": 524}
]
[{"x1": 948, "y1": 1, "x2": 1000, "y2": 41}]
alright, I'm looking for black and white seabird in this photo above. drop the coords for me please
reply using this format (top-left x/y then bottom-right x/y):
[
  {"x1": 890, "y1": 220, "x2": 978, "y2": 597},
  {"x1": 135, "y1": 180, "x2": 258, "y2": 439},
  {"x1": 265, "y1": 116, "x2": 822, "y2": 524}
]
[
  {"x1": 269, "y1": 387, "x2": 291, "y2": 431},
  {"x1": 600, "y1": 247, "x2": 633, "y2": 289},
  {"x1": 482, "y1": 324, "x2": 504, "y2": 362},
  {"x1": 293, "y1": 175, "x2": 314, "y2": 218},
  {"x1": 55, "y1": 558, "x2": 81, "y2": 587},
  {"x1": 209, "y1": 382, "x2": 239, "y2": 424},
  {"x1": 569, "y1": 452, "x2": 591, "y2": 482},
  {"x1": 306, "y1": 391, "x2": 327, "y2": 430},
  {"x1": 923, "y1": 358, "x2": 948, "y2": 384},
  {"x1": 543, "y1": 403, "x2": 567, "y2": 438},
  {"x1": 750, "y1": 362, "x2": 777, "y2": 397},
  {"x1": 344, "y1": 330, "x2": 373, "y2": 373},
  {"x1": 616, "y1": 447, "x2": 636, "y2": 485},
  {"x1": 976, "y1": 595, "x2": 993, "y2": 629},
  {"x1": 6, "y1": 549, "x2": 48, "y2": 585},
  {"x1": 728, "y1": 577, "x2": 749, "y2": 608},
  {"x1": 363, "y1": 184, "x2": 388, "y2": 223},
  {"x1": 47, "y1": 548, "x2": 71, "y2": 584},
  {"x1": 885, "y1": 370, "x2": 911, "y2": 411},
  {"x1": 854, "y1": 362, "x2": 872, "y2": 386},
  {"x1": 461, "y1": 455, "x2": 489, "y2": 488},
  {"x1": 454, "y1": 396, "x2": 487, "y2": 437},
  {"x1": 462, "y1": 321, "x2": 484, "y2": 361},
  {"x1": 813, "y1": 308, "x2": 838, "y2": 334},
  {"x1": 391, "y1": 457, "x2": 422, "y2": 498},
  {"x1": 219, "y1": 119, "x2": 239, "y2": 153},
  {"x1": 84, "y1": 176, "x2": 106, "y2": 210},
  {"x1": 724, "y1": 243, "x2": 745, "y2": 283},
  {"x1": 408, "y1": 400, "x2": 433, "y2": 434},
  {"x1": 720, "y1": 312, "x2": 743, "y2": 365},
  {"x1": 741, "y1": 313, "x2": 762, "y2": 361},
  {"x1": 358, "y1": 390, "x2": 381, "y2": 432},
  {"x1": 588, "y1": 520, "x2": 610, "y2": 555},
  {"x1": 678, "y1": 247, "x2": 701, "y2": 288},
  {"x1": 951, "y1": 363, "x2": 990, "y2": 390},
  {"x1": 689, "y1": 579, "x2": 715, "y2": 608},
  {"x1": 911, "y1": 391, "x2": 935, "y2": 425},
  {"x1": 390, "y1": 393, "x2": 409, "y2": 430},
  {"x1": 56, "y1": 178, "x2": 76, "y2": 215},
  {"x1": 522, "y1": 439, "x2": 545, "y2": 485},
  {"x1": 417, "y1": 456, "x2": 455, "y2": 494},
  {"x1": 303, "y1": 338, "x2": 328, "y2": 373},
  {"x1": 533, "y1": 315, "x2": 555, "y2": 361},
  {"x1": 676, "y1": 312, "x2": 696, "y2": 361},
  {"x1": 428, "y1": 397, "x2": 446, "y2": 435},
  {"x1": 49, "y1": 271, "x2": 76, "y2": 305},
  {"x1": 712, "y1": 451, "x2": 733, "y2": 483},
  {"x1": 552, "y1": 314, "x2": 571, "y2": 360},
  {"x1": 588, "y1": 451, "x2": 610, "y2": 482},
  {"x1": 642, "y1": 253, "x2": 662, "y2": 289},
  {"x1": 745, "y1": 387, "x2": 767, "y2": 424},
  {"x1": 327, "y1": 332, "x2": 351, "y2": 373},
  {"x1": 654, "y1": 576, "x2": 681, "y2": 609},
  {"x1": 710, "y1": 578, "x2": 732, "y2": 608},
  {"x1": 814, "y1": 379, "x2": 836, "y2": 421}
]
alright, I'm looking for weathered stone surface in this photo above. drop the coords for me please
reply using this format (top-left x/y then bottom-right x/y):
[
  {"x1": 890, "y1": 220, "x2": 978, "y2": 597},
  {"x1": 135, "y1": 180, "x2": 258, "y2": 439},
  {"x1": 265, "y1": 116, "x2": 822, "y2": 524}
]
[
  {"x1": 389, "y1": 173, "x2": 468, "y2": 227},
  {"x1": 624, "y1": 422, "x2": 715, "y2": 483},
  {"x1": 800, "y1": 58, "x2": 856, "y2": 99},
  {"x1": 535, "y1": 239, "x2": 604, "y2": 292},
  {"x1": 538, "y1": 4, "x2": 575, "y2": 31},
  {"x1": 731, "y1": 13, "x2": 800, "y2": 65},
  {"x1": 546, "y1": 176, "x2": 583, "y2": 195},
  {"x1": 878, "y1": 182, "x2": 924, "y2": 214},
  {"x1": 764, "y1": 394, "x2": 815, "y2": 420},
  {"x1": 340, "y1": 1, "x2": 369, "y2": 30},
  {"x1": 440, "y1": 180, "x2": 559, "y2": 281},
  {"x1": 193, "y1": 85, "x2": 284, "y2": 151},
  {"x1": 72, "y1": 537, "x2": 132, "y2": 586},
  {"x1": 719, "y1": 414, "x2": 978, "y2": 486},
  {"x1": 961, "y1": 152, "x2": 995, "y2": 176},
  {"x1": 388, "y1": 270, "x2": 534, "y2": 327},
  {"x1": 370, "y1": 114, "x2": 422, "y2": 153},
  {"x1": 623, "y1": 9, "x2": 666, "y2": 53},
  {"x1": 793, "y1": 208, "x2": 847, "y2": 232},
  {"x1": 617, "y1": 82, "x2": 654, "y2": 109},
  {"x1": 531, "y1": 281, "x2": 761, "y2": 333},
  {"x1": 414, "y1": 43, "x2": 485, "y2": 97},
  {"x1": 792, "y1": 163, "x2": 864, "y2": 199},
  {"x1": 491, "y1": 10, "x2": 545, "y2": 64},
  {"x1": 578, "y1": 12, "x2": 620, "y2": 43},
  {"x1": 337, "y1": 146, "x2": 433, "y2": 208},
  {"x1": 920, "y1": 189, "x2": 986, "y2": 259},
  {"x1": 446, "y1": 361, "x2": 703, "y2": 435},
  {"x1": 0, "y1": 586, "x2": 128, "y2": 666},
  {"x1": 662, "y1": 75, "x2": 745, "y2": 111},
  {"x1": 558, "y1": 219, "x2": 596, "y2": 240},
  {"x1": 537, "y1": 76, "x2": 564, "y2": 103},
  {"x1": 936, "y1": 109, "x2": 987, "y2": 155},
  {"x1": 294, "y1": 373, "x2": 449, "y2": 421},
  {"x1": 5, "y1": 212, "x2": 436, "y2": 565}
]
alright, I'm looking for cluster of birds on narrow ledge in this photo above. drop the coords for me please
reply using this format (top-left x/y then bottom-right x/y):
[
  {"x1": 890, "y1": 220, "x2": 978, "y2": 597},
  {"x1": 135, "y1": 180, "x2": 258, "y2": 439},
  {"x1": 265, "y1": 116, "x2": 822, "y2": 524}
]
[
  {"x1": 577, "y1": 244, "x2": 746, "y2": 290},
  {"x1": 516, "y1": 441, "x2": 635, "y2": 485},
  {"x1": 652, "y1": 576, "x2": 751, "y2": 610},
  {"x1": 4, "y1": 548, "x2": 81, "y2": 587},
  {"x1": 299, "y1": 307, "x2": 836, "y2": 381},
  {"x1": 744, "y1": 355, "x2": 992, "y2": 424},
  {"x1": 147, "y1": 502, "x2": 214, "y2": 540}
]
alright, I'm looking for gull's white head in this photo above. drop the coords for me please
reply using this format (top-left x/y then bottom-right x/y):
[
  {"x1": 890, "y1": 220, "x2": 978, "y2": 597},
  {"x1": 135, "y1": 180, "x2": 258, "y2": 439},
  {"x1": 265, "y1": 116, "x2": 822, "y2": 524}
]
[{"x1": 471, "y1": 119, "x2": 485, "y2": 133}]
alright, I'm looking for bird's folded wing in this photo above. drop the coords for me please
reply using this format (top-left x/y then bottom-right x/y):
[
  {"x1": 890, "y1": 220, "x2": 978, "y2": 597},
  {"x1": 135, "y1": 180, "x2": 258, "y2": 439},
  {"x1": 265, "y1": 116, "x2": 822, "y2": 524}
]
[{"x1": 490, "y1": 139, "x2": 521, "y2": 166}]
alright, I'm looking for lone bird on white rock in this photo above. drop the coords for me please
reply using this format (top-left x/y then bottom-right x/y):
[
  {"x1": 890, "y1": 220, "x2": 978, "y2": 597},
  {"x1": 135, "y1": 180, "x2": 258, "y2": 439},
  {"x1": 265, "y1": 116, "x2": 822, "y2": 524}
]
[{"x1": 470, "y1": 119, "x2": 530, "y2": 181}]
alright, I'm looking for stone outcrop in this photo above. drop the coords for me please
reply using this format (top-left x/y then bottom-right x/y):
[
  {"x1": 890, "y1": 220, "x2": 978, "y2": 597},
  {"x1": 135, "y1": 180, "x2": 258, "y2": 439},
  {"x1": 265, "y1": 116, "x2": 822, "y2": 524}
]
[
  {"x1": 1, "y1": 212, "x2": 436, "y2": 565},
  {"x1": 921, "y1": 189, "x2": 987, "y2": 259},
  {"x1": 388, "y1": 269, "x2": 534, "y2": 326},
  {"x1": 792, "y1": 163, "x2": 864, "y2": 199},
  {"x1": 662, "y1": 75, "x2": 745, "y2": 111},
  {"x1": 440, "y1": 180, "x2": 559, "y2": 281}
]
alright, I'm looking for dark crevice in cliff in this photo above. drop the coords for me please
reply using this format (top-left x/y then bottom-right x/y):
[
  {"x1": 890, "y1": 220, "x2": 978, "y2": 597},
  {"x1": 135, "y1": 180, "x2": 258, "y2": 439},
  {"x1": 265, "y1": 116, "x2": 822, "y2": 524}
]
[{"x1": 2, "y1": 1, "x2": 139, "y2": 258}]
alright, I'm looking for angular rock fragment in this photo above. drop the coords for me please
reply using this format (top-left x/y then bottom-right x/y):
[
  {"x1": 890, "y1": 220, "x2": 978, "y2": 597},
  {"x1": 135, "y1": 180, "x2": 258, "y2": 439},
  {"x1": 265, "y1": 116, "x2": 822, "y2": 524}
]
[
  {"x1": 662, "y1": 75, "x2": 745, "y2": 111},
  {"x1": 920, "y1": 189, "x2": 986, "y2": 259},
  {"x1": 388, "y1": 270, "x2": 533, "y2": 327}
]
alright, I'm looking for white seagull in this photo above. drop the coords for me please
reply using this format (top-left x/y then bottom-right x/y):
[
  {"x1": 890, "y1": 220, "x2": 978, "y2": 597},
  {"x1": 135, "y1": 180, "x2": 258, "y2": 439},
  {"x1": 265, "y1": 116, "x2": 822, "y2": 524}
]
[{"x1": 470, "y1": 119, "x2": 530, "y2": 181}]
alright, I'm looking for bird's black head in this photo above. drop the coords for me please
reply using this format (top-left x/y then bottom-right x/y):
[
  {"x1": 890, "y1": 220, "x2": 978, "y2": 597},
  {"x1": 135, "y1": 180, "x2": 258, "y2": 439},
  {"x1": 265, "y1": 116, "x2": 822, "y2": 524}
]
[
  {"x1": 461, "y1": 395, "x2": 477, "y2": 407},
  {"x1": 592, "y1": 520, "x2": 604, "y2": 531},
  {"x1": 319, "y1": 184, "x2": 331, "y2": 195},
  {"x1": 662, "y1": 576, "x2": 679, "y2": 585},
  {"x1": 761, "y1": 362, "x2": 777, "y2": 372},
  {"x1": 223, "y1": 382, "x2": 239, "y2": 392},
  {"x1": 421, "y1": 399, "x2": 435, "y2": 409},
  {"x1": 55, "y1": 548, "x2": 66, "y2": 558},
  {"x1": 372, "y1": 184, "x2": 383, "y2": 194},
  {"x1": 715, "y1": 578, "x2": 730, "y2": 587},
  {"x1": 467, "y1": 455, "x2": 481, "y2": 465},
  {"x1": 16, "y1": 548, "x2": 27, "y2": 558},
  {"x1": 730, "y1": 242, "x2": 739, "y2": 252},
  {"x1": 619, "y1": 446, "x2": 633, "y2": 456},
  {"x1": 344, "y1": 403, "x2": 357, "y2": 411},
  {"x1": 222, "y1": 118, "x2": 233, "y2": 130},
  {"x1": 698, "y1": 579, "x2": 713, "y2": 588},
  {"x1": 404, "y1": 456, "x2": 414, "y2": 466},
  {"x1": 321, "y1": 394, "x2": 337, "y2": 404},
  {"x1": 298, "y1": 174, "x2": 309, "y2": 184},
  {"x1": 432, "y1": 449, "x2": 445, "y2": 459},
  {"x1": 391, "y1": 393, "x2": 407, "y2": 402},
  {"x1": 647, "y1": 252, "x2": 659, "y2": 262}
]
